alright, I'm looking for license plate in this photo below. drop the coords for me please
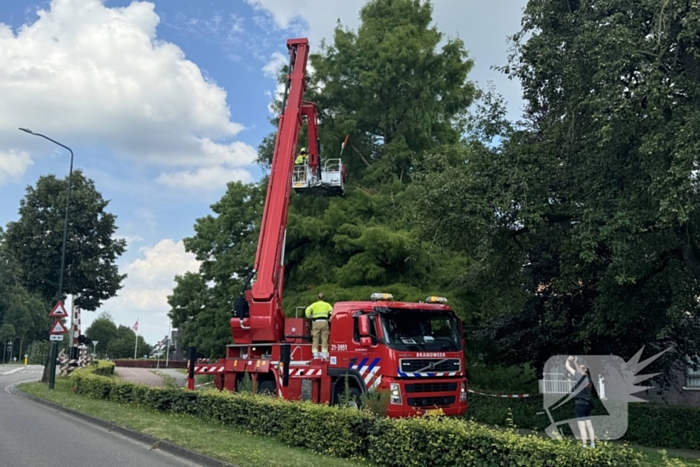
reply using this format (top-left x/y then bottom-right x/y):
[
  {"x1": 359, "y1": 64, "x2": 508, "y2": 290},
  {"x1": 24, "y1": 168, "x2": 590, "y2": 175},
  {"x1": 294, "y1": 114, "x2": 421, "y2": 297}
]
[{"x1": 424, "y1": 408, "x2": 444, "y2": 416}]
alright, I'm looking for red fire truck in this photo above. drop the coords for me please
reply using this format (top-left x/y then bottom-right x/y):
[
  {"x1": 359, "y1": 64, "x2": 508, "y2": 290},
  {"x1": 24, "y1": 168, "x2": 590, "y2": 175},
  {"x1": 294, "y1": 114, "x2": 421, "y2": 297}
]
[{"x1": 186, "y1": 38, "x2": 468, "y2": 418}]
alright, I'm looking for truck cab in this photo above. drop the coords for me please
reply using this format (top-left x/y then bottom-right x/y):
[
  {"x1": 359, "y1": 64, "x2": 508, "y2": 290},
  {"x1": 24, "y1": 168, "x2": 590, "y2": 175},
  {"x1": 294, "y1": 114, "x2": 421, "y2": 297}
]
[{"x1": 328, "y1": 294, "x2": 468, "y2": 417}]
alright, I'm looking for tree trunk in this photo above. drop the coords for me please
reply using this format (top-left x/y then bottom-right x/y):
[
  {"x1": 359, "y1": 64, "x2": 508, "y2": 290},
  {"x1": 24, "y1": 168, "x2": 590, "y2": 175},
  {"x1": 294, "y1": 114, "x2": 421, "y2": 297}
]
[{"x1": 40, "y1": 346, "x2": 50, "y2": 382}]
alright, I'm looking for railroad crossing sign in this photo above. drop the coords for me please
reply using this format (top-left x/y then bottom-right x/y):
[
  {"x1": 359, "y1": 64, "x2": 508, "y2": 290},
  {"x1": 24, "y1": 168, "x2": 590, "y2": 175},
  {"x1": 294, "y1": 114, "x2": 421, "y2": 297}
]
[
  {"x1": 49, "y1": 301, "x2": 68, "y2": 318},
  {"x1": 49, "y1": 319, "x2": 68, "y2": 335}
]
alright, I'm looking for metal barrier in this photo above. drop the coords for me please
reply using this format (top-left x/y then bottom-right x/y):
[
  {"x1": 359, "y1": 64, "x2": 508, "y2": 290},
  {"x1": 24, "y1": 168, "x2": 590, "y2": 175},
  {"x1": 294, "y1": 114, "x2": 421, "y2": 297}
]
[
  {"x1": 539, "y1": 372, "x2": 606, "y2": 399},
  {"x1": 293, "y1": 164, "x2": 307, "y2": 186},
  {"x1": 324, "y1": 158, "x2": 341, "y2": 172}
]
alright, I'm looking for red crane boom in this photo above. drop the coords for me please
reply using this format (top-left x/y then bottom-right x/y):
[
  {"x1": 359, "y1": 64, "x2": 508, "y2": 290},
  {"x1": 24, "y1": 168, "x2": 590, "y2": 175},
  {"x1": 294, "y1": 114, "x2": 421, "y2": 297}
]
[{"x1": 231, "y1": 38, "x2": 321, "y2": 344}]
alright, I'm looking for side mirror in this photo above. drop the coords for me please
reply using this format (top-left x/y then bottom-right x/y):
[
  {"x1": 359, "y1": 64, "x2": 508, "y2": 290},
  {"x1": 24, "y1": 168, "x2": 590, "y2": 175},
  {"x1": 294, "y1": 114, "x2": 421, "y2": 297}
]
[
  {"x1": 358, "y1": 315, "x2": 370, "y2": 337},
  {"x1": 360, "y1": 337, "x2": 372, "y2": 347}
]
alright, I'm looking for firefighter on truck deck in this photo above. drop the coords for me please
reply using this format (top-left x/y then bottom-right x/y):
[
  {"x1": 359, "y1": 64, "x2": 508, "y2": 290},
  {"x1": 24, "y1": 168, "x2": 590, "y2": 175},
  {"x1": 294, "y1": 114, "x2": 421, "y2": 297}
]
[{"x1": 305, "y1": 293, "x2": 332, "y2": 359}]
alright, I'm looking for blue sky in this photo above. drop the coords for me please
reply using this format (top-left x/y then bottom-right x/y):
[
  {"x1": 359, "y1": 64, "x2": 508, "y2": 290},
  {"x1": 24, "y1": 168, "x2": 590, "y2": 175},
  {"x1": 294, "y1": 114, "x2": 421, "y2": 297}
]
[{"x1": 0, "y1": 0, "x2": 526, "y2": 345}]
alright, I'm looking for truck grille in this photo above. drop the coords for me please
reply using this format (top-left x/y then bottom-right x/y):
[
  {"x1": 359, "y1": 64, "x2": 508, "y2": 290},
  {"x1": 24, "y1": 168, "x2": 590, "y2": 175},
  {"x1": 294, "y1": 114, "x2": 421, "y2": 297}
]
[
  {"x1": 400, "y1": 359, "x2": 460, "y2": 373},
  {"x1": 405, "y1": 382, "x2": 457, "y2": 393},
  {"x1": 407, "y1": 396, "x2": 456, "y2": 407}
]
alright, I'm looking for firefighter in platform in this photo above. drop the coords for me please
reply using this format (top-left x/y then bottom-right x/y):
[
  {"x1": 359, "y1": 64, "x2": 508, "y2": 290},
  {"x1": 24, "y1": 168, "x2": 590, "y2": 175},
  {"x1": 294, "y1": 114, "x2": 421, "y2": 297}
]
[
  {"x1": 294, "y1": 147, "x2": 309, "y2": 184},
  {"x1": 305, "y1": 293, "x2": 333, "y2": 358},
  {"x1": 295, "y1": 147, "x2": 309, "y2": 165}
]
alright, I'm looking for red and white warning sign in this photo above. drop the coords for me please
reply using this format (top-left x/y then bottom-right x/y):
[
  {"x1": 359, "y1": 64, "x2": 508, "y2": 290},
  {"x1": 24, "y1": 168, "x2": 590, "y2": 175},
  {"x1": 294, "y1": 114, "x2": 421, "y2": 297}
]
[
  {"x1": 49, "y1": 319, "x2": 68, "y2": 335},
  {"x1": 49, "y1": 301, "x2": 68, "y2": 318}
]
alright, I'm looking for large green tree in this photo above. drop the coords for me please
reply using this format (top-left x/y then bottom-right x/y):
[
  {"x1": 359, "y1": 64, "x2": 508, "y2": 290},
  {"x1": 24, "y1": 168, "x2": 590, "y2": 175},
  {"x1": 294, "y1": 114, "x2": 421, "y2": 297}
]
[
  {"x1": 106, "y1": 325, "x2": 152, "y2": 359},
  {"x1": 307, "y1": 0, "x2": 475, "y2": 181},
  {"x1": 168, "y1": 0, "x2": 478, "y2": 356},
  {"x1": 84, "y1": 311, "x2": 118, "y2": 357},
  {"x1": 0, "y1": 228, "x2": 50, "y2": 359},
  {"x1": 415, "y1": 0, "x2": 700, "y2": 380},
  {"x1": 278, "y1": 0, "x2": 476, "y2": 307},
  {"x1": 4, "y1": 170, "x2": 127, "y2": 310}
]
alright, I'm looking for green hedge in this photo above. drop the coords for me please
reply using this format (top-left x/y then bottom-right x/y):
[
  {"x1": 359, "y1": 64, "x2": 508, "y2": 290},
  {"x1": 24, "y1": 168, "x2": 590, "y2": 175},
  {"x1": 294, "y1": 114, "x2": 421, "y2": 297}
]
[
  {"x1": 466, "y1": 394, "x2": 700, "y2": 451},
  {"x1": 92, "y1": 360, "x2": 116, "y2": 376},
  {"x1": 70, "y1": 371, "x2": 642, "y2": 467}
]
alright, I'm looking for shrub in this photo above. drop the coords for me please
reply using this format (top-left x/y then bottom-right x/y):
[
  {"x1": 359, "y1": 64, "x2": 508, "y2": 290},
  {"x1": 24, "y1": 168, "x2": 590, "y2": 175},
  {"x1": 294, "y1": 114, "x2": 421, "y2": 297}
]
[
  {"x1": 70, "y1": 370, "x2": 642, "y2": 467},
  {"x1": 369, "y1": 417, "x2": 641, "y2": 467},
  {"x1": 91, "y1": 360, "x2": 116, "y2": 376},
  {"x1": 466, "y1": 393, "x2": 700, "y2": 451},
  {"x1": 467, "y1": 362, "x2": 539, "y2": 394}
]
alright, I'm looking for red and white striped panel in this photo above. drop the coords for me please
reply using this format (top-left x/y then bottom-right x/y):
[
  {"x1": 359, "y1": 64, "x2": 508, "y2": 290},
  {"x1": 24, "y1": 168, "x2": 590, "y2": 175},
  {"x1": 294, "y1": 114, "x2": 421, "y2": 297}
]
[
  {"x1": 467, "y1": 389, "x2": 531, "y2": 398},
  {"x1": 72, "y1": 306, "x2": 81, "y2": 347},
  {"x1": 290, "y1": 368, "x2": 323, "y2": 377},
  {"x1": 193, "y1": 366, "x2": 225, "y2": 374}
]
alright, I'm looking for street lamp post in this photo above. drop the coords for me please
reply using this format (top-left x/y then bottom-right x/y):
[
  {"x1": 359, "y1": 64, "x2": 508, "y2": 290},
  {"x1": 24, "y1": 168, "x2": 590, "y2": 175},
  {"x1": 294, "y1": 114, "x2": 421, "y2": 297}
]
[{"x1": 19, "y1": 128, "x2": 74, "y2": 390}]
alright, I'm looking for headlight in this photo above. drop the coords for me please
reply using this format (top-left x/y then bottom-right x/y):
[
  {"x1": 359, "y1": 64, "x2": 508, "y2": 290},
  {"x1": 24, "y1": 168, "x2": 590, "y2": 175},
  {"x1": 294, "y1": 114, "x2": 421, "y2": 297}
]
[
  {"x1": 390, "y1": 383, "x2": 402, "y2": 405},
  {"x1": 460, "y1": 381, "x2": 467, "y2": 402}
]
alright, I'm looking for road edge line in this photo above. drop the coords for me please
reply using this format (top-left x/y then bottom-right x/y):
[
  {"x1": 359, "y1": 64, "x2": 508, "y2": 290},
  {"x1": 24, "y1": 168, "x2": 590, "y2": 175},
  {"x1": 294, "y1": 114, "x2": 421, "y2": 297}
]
[{"x1": 10, "y1": 382, "x2": 236, "y2": 467}]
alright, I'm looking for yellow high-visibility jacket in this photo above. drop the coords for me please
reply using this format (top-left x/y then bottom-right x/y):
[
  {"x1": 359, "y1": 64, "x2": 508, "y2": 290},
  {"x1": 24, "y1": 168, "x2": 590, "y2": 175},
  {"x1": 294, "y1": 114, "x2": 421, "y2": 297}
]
[
  {"x1": 295, "y1": 154, "x2": 308, "y2": 165},
  {"x1": 305, "y1": 300, "x2": 332, "y2": 320}
]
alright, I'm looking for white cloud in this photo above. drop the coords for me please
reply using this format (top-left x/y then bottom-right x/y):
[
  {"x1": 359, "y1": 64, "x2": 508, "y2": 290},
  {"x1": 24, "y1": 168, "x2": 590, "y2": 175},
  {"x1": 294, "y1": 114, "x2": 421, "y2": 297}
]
[
  {"x1": 128, "y1": 239, "x2": 199, "y2": 287},
  {"x1": 262, "y1": 51, "x2": 286, "y2": 79},
  {"x1": 0, "y1": 150, "x2": 33, "y2": 185},
  {"x1": 0, "y1": 0, "x2": 257, "y2": 191},
  {"x1": 157, "y1": 166, "x2": 253, "y2": 191},
  {"x1": 156, "y1": 140, "x2": 257, "y2": 190},
  {"x1": 262, "y1": 52, "x2": 287, "y2": 114},
  {"x1": 245, "y1": 0, "x2": 527, "y2": 119},
  {"x1": 86, "y1": 239, "x2": 200, "y2": 344},
  {"x1": 115, "y1": 234, "x2": 144, "y2": 244}
]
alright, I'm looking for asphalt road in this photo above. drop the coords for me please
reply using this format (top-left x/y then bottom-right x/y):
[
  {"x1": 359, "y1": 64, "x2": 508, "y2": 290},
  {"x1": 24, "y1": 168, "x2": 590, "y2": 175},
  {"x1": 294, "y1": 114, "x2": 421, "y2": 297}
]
[{"x1": 0, "y1": 365, "x2": 202, "y2": 467}]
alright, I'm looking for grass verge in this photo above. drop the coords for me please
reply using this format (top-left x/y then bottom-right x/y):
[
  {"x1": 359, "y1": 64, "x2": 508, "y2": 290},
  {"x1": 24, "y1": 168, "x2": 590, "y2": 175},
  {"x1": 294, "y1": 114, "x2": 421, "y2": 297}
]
[{"x1": 18, "y1": 379, "x2": 374, "y2": 467}]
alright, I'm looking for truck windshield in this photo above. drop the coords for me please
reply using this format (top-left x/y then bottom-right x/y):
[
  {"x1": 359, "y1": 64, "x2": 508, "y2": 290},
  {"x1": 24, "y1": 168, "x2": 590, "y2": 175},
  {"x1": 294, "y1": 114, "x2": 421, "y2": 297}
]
[{"x1": 378, "y1": 311, "x2": 462, "y2": 351}]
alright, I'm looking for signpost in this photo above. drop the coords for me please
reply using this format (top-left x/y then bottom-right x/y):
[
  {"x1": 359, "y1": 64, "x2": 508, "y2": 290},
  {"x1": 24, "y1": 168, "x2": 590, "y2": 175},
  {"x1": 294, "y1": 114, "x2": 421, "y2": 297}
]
[{"x1": 48, "y1": 301, "x2": 68, "y2": 389}]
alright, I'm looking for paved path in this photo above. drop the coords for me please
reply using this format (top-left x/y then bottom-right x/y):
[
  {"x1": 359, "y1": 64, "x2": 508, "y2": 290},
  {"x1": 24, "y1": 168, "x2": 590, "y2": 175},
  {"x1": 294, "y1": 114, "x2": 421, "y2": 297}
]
[
  {"x1": 114, "y1": 367, "x2": 165, "y2": 387},
  {"x1": 154, "y1": 368, "x2": 188, "y2": 387},
  {"x1": 0, "y1": 366, "x2": 201, "y2": 467}
]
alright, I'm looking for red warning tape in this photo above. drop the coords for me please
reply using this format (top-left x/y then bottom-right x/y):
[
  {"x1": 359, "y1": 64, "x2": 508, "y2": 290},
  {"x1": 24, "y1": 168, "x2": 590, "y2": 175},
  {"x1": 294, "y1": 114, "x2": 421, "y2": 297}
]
[{"x1": 468, "y1": 389, "x2": 531, "y2": 398}]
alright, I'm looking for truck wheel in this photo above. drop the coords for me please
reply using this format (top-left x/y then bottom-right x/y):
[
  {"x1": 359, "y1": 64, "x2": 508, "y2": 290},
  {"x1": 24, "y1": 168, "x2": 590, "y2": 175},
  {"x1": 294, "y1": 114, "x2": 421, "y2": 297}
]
[{"x1": 257, "y1": 380, "x2": 276, "y2": 396}]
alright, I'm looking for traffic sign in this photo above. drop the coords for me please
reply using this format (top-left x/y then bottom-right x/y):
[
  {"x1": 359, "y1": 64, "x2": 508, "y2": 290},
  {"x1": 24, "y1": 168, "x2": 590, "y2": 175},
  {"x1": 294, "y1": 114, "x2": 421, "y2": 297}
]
[
  {"x1": 50, "y1": 334, "x2": 64, "y2": 342},
  {"x1": 49, "y1": 301, "x2": 68, "y2": 318},
  {"x1": 49, "y1": 319, "x2": 68, "y2": 335}
]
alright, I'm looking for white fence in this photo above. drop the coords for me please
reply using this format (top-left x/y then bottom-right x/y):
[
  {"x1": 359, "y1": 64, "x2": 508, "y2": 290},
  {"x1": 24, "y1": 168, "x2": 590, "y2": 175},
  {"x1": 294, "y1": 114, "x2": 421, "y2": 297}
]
[{"x1": 539, "y1": 372, "x2": 606, "y2": 399}]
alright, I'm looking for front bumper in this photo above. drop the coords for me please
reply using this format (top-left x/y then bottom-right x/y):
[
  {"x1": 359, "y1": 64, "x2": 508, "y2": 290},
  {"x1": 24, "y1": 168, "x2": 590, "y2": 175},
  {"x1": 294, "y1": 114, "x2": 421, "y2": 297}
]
[{"x1": 383, "y1": 377, "x2": 468, "y2": 418}]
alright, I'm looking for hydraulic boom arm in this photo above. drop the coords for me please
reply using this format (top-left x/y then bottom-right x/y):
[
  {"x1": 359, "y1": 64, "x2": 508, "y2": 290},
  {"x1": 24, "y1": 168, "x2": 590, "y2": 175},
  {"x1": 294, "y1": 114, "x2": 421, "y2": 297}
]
[{"x1": 231, "y1": 38, "x2": 319, "y2": 344}]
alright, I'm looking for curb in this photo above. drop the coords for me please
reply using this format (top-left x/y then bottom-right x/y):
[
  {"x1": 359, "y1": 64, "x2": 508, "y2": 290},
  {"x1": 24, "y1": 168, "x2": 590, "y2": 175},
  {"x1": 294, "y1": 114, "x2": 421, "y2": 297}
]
[{"x1": 11, "y1": 382, "x2": 237, "y2": 467}]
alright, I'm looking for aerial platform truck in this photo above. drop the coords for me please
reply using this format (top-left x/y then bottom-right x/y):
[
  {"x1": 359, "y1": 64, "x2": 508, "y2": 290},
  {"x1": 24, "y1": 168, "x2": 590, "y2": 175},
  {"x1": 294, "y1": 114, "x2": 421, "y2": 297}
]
[{"x1": 186, "y1": 38, "x2": 468, "y2": 417}]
